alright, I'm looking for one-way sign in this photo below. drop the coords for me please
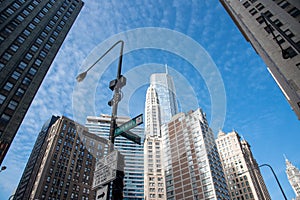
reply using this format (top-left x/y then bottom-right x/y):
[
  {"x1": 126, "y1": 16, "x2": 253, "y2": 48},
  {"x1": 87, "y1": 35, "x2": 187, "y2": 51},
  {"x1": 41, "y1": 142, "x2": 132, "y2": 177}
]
[
  {"x1": 96, "y1": 185, "x2": 108, "y2": 200},
  {"x1": 114, "y1": 114, "x2": 143, "y2": 137}
]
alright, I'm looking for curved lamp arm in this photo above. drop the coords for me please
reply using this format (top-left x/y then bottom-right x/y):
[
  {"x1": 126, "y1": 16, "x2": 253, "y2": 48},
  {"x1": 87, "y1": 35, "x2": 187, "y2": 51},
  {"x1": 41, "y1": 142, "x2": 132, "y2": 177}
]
[{"x1": 76, "y1": 40, "x2": 124, "y2": 82}]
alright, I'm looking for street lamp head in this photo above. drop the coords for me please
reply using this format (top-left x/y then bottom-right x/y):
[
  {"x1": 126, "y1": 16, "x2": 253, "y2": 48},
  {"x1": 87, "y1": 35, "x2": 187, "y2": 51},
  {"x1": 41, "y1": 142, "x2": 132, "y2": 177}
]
[
  {"x1": 0, "y1": 166, "x2": 7, "y2": 172},
  {"x1": 76, "y1": 71, "x2": 87, "y2": 82}
]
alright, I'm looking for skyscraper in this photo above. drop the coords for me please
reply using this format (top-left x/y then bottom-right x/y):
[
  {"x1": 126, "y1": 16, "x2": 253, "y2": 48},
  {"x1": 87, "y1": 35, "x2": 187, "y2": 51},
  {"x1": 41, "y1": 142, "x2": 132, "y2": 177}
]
[
  {"x1": 14, "y1": 116, "x2": 108, "y2": 200},
  {"x1": 216, "y1": 130, "x2": 271, "y2": 200},
  {"x1": 161, "y1": 109, "x2": 230, "y2": 200},
  {"x1": 85, "y1": 114, "x2": 145, "y2": 200},
  {"x1": 0, "y1": 0, "x2": 84, "y2": 165},
  {"x1": 150, "y1": 72, "x2": 178, "y2": 124},
  {"x1": 285, "y1": 157, "x2": 300, "y2": 199},
  {"x1": 14, "y1": 115, "x2": 59, "y2": 200},
  {"x1": 144, "y1": 72, "x2": 178, "y2": 200},
  {"x1": 219, "y1": 0, "x2": 300, "y2": 119}
]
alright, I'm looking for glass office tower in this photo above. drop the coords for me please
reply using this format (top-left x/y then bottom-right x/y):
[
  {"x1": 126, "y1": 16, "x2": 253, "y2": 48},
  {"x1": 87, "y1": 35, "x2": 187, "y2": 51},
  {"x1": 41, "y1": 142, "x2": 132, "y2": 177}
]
[
  {"x1": 86, "y1": 114, "x2": 145, "y2": 200},
  {"x1": 0, "y1": 0, "x2": 84, "y2": 165}
]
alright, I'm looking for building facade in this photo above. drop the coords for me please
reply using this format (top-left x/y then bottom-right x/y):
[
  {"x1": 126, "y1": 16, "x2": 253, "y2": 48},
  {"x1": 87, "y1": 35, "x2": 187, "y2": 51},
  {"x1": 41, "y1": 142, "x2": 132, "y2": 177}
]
[
  {"x1": 14, "y1": 116, "x2": 108, "y2": 200},
  {"x1": 14, "y1": 115, "x2": 59, "y2": 200},
  {"x1": 85, "y1": 114, "x2": 145, "y2": 200},
  {"x1": 0, "y1": 0, "x2": 84, "y2": 165},
  {"x1": 144, "y1": 71, "x2": 179, "y2": 200},
  {"x1": 216, "y1": 130, "x2": 271, "y2": 200},
  {"x1": 285, "y1": 157, "x2": 300, "y2": 199},
  {"x1": 220, "y1": 0, "x2": 300, "y2": 119},
  {"x1": 161, "y1": 109, "x2": 230, "y2": 200}
]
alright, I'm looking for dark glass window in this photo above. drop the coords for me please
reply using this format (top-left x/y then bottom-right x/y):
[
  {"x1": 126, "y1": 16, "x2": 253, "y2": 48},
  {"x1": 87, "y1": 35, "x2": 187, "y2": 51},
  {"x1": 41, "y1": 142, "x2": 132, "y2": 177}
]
[
  {"x1": 256, "y1": 16, "x2": 264, "y2": 24},
  {"x1": 249, "y1": 8, "x2": 258, "y2": 16},
  {"x1": 11, "y1": 71, "x2": 21, "y2": 80},
  {"x1": 35, "y1": 59, "x2": 42, "y2": 66},
  {"x1": 10, "y1": 44, "x2": 19, "y2": 52},
  {"x1": 0, "y1": 114, "x2": 11, "y2": 122},
  {"x1": 273, "y1": 19, "x2": 283, "y2": 28},
  {"x1": 256, "y1": 3, "x2": 264, "y2": 11},
  {"x1": 243, "y1": 1, "x2": 250, "y2": 8},
  {"x1": 22, "y1": 77, "x2": 31, "y2": 85},
  {"x1": 278, "y1": 0, "x2": 290, "y2": 9},
  {"x1": 288, "y1": 7, "x2": 300, "y2": 18},
  {"x1": 28, "y1": 67, "x2": 37, "y2": 76},
  {"x1": 16, "y1": 88, "x2": 25, "y2": 97},
  {"x1": 25, "y1": 53, "x2": 33, "y2": 61},
  {"x1": 18, "y1": 61, "x2": 27, "y2": 70},
  {"x1": 8, "y1": 100, "x2": 18, "y2": 110},
  {"x1": 2, "y1": 52, "x2": 12, "y2": 61},
  {"x1": 0, "y1": 94, "x2": 6, "y2": 104},
  {"x1": 4, "y1": 82, "x2": 14, "y2": 91},
  {"x1": 17, "y1": 36, "x2": 25, "y2": 44}
]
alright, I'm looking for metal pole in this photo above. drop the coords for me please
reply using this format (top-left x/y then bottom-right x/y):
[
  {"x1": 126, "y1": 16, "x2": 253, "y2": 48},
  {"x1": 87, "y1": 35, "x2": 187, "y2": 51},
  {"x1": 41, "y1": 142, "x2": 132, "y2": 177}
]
[
  {"x1": 259, "y1": 164, "x2": 288, "y2": 200},
  {"x1": 76, "y1": 40, "x2": 124, "y2": 200},
  {"x1": 106, "y1": 40, "x2": 124, "y2": 200}
]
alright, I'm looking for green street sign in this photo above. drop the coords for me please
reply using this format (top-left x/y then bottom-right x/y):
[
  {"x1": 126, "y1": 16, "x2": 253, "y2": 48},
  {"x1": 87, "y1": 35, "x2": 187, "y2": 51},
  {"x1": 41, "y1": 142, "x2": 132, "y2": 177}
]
[
  {"x1": 114, "y1": 114, "x2": 143, "y2": 137},
  {"x1": 121, "y1": 131, "x2": 141, "y2": 145}
]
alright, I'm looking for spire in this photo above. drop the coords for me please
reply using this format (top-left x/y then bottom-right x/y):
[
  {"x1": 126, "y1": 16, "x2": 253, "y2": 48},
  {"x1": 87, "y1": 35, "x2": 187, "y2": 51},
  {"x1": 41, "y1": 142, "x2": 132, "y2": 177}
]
[{"x1": 165, "y1": 64, "x2": 168, "y2": 74}]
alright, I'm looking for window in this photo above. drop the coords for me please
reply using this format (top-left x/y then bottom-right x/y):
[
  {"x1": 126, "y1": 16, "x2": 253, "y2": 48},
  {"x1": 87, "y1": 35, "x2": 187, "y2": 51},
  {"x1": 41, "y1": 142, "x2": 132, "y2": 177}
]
[
  {"x1": 278, "y1": 0, "x2": 290, "y2": 9},
  {"x1": 264, "y1": 11, "x2": 273, "y2": 18},
  {"x1": 23, "y1": 29, "x2": 31, "y2": 36},
  {"x1": 256, "y1": 3, "x2": 264, "y2": 11},
  {"x1": 25, "y1": 53, "x2": 33, "y2": 61},
  {"x1": 39, "y1": 50, "x2": 47, "y2": 58},
  {"x1": 274, "y1": 35, "x2": 285, "y2": 45},
  {"x1": 11, "y1": 71, "x2": 21, "y2": 80},
  {"x1": 33, "y1": 17, "x2": 40, "y2": 24},
  {"x1": 30, "y1": 45, "x2": 38, "y2": 52},
  {"x1": 2, "y1": 52, "x2": 12, "y2": 61},
  {"x1": 22, "y1": 9, "x2": 29, "y2": 16},
  {"x1": 16, "y1": 15, "x2": 24, "y2": 22},
  {"x1": 0, "y1": 114, "x2": 11, "y2": 122},
  {"x1": 28, "y1": 23, "x2": 36, "y2": 30},
  {"x1": 17, "y1": 36, "x2": 25, "y2": 44},
  {"x1": 4, "y1": 82, "x2": 13, "y2": 91},
  {"x1": 0, "y1": 94, "x2": 6, "y2": 104},
  {"x1": 243, "y1": 1, "x2": 250, "y2": 8},
  {"x1": 288, "y1": 7, "x2": 300, "y2": 18},
  {"x1": 273, "y1": 19, "x2": 283, "y2": 28},
  {"x1": 29, "y1": 67, "x2": 37, "y2": 76},
  {"x1": 10, "y1": 44, "x2": 19, "y2": 52},
  {"x1": 284, "y1": 47, "x2": 297, "y2": 58},
  {"x1": 18, "y1": 61, "x2": 27, "y2": 70},
  {"x1": 22, "y1": 77, "x2": 31, "y2": 85},
  {"x1": 256, "y1": 16, "x2": 264, "y2": 24},
  {"x1": 8, "y1": 100, "x2": 18, "y2": 110},
  {"x1": 284, "y1": 29, "x2": 295, "y2": 38},
  {"x1": 6, "y1": 8, "x2": 14, "y2": 15},
  {"x1": 16, "y1": 88, "x2": 25, "y2": 97},
  {"x1": 34, "y1": 59, "x2": 42, "y2": 66}
]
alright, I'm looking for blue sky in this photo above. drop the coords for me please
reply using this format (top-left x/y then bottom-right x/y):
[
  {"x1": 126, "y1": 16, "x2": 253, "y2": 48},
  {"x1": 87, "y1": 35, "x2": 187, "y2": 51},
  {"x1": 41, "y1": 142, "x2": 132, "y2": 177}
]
[{"x1": 1, "y1": 0, "x2": 299, "y2": 199}]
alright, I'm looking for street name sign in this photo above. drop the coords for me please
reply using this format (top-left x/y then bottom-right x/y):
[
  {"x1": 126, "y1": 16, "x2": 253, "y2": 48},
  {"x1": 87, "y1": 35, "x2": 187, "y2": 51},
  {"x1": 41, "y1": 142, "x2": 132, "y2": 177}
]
[
  {"x1": 114, "y1": 114, "x2": 143, "y2": 137},
  {"x1": 121, "y1": 130, "x2": 141, "y2": 145}
]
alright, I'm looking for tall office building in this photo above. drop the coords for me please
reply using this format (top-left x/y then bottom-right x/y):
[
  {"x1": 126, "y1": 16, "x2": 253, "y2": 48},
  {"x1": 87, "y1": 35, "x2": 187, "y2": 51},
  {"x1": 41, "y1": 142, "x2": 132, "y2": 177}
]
[
  {"x1": 14, "y1": 116, "x2": 108, "y2": 200},
  {"x1": 150, "y1": 71, "x2": 178, "y2": 124},
  {"x1": 161, "y1": 109, "x2": 230, "y2": 200},
  {"x1": 144, "y1": 86, "x2": 166, "y2": 199},
  {"x1": 86, "y1": 114, "x2": 145, "y2": 200},
  {"x1": 14, "y1": 115, "x2": 59, "y2": 200},
  {"x1": 0, "y1": 0, "x2": 84, "y2": 165},
  {"x1": 216, "y1": 130, "x2": 271, "y2": 200},
  {"x1": 285, "y1": 157, "x2": 300, "y2": 199},
  {"x1": 220, "y1": 0, "x2": 300, "y2": 119},
  {"x1": 144, "y1": 71, "x2": 179, "y2": 200}
]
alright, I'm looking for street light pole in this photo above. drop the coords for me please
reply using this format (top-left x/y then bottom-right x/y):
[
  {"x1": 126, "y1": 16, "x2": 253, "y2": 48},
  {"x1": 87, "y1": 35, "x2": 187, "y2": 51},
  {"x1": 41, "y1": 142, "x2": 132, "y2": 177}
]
[
  {"x1": 238, "y1": 163, "x2": 287, "y2": 200},
  {"x1": 259, "y1": 164, "x2": 288, "y2": 200},
  {"x1": 76, "y1": 40, "x2": 125, "y2": 200}
]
